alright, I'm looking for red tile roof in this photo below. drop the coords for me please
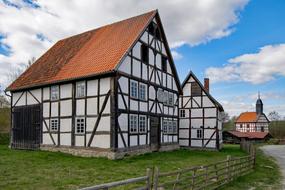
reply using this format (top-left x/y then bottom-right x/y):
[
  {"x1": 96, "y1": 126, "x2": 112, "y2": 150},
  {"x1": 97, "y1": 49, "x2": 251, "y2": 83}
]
[
  {"x1": 7, "y1": 10, "x2": 157, "y2": 91},
  {"x1": 235, "y1": 112, "x2": 258, "y2": 123},
  {"x1": 227, "y1": 131, "x2": 270, "y2": 139}
]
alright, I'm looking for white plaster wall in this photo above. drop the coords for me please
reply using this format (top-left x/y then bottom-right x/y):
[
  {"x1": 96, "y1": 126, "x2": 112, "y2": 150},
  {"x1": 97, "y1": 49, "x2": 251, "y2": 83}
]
[
  {"x1": 60, "y1": 118, "x2": 72, "y2": 132},
  {"x1": 204, "y1": 108, "x2": 216, "y2": 117},
  {"x1": 86, "y1": 117, "x2": 96, "y2": 132},
  {"x1": 132, "y1": 42, "x2": 141, "y2": 59},
  {"x1": 87, "y1": 80, "x2": 98, "y2": 96},
  {"x1": 118, "y1": 114, "x2": 128, "y2": 131},
  {"x1": 118, "y1": 56, "x2": 131, "y2": 74},
  {"x1": 203, "y1": 96, "x2": 214, "y2": 107},
  {"x1": 118, "y1": 133, "x2": 128, "y2": 148},
  {"x1": 139, "y1": 135, "x2": 146, "y2": 145},
  {"x1": 179, "y1": 119, "x2": 189, "y2": 128},
  {"x1": 179, "y1": 139, "x2": 189, "y2": 146},
  {"x1": 28, "y1": 89, "x2": 41, "y2": 104},
  {"x1": 179, "y1": 129, "x2": 189, "y2": 138},
  {"x1": 130, "y1": 135, "x2": 138, "y2": 146},
  {"x1": 191, "y1": 119, "x2": 203, "y2": 127},
  {"x1": 51, "y1": 102, "x2": 59, "y2": 117},
  {"x1": 191, "y1": 109, "x2": 203, "y2": 117},
  {"x1": 100, "y1": 78, "x2": 110, "y2": 94},
  {"x1": 60, "y1": 84, "x2": 72, "y2": 98},
  {"x1": 91, "y1": 135, "x2": 110, "y2": 148},
  {"x1": 87, "y1": 98, "x2": 97, "y2": 115},
  {"x1": 60, "y1": 134, "x2": 71, "y2": 146},
  {"x1": 97, "y1": 116, "x2": 110, "y2": 131},
  {"x1": 60, "y1": 100, "x2": 72, "y2": 116},
  {"x1": 43, "y1": 103, "x2": 49, "y2": 117},
  {"x1": 132, "y1": 59, "x2": 141, "y2": 78},
  {"x1": 183, "y1": 83, "x2": 191, "y2": 96},
  {"x1": 43, "y1": 87, "x2": 50, "y2": 100},
  {"x1": 76, "y1": 99, "x2": 85, "y2": 116},
  {"x1": 100, "y1": 96, "x2": 110, "y2": 114},
  {"x1": 75, "y1": 136, "x2": 84, "y2": 146},
  {"x1": 118, "y1": 76, "x2": 128, "y2": 93},
  {"x1": 204, "y1": 118, "x2": 216, "y2": 128},
  {"x1": 13, "y1": 92, "x2": 26, "y2": 106}
]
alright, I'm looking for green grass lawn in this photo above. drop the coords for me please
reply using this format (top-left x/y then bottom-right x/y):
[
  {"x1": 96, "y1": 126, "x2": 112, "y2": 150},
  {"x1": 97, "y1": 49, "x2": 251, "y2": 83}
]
[{"x1": 0, "y1": 144, "x2": 281, "y2": 190}]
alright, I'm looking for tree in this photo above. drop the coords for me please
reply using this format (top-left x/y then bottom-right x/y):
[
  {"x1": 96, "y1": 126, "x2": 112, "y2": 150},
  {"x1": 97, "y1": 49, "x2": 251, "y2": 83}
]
[
  {"x1": 7, "y1": 57, "x2": 36, "y2": 85},
  {"x1": 220, "y1": 112, "x2": 230, "y2": 123},
  {"x1": 268, "y1": 111, "x2": 281, "y2": 121}
]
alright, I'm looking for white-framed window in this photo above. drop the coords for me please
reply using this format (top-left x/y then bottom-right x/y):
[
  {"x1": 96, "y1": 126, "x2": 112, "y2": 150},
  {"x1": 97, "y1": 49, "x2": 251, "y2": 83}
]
[
  {"x1": 50, "y1": 118, "x2": 59, "y2": 131},
  {"x1": 163, "y1": 91, "x2": 168, "y2": 104},
  {"x1": 197, "y1": 129, "x2": 202, "y2": 139},
  {"x1": 157, "y1": 89, "x2": 164, "y2": 102},
  {"x1": 51, "y1": 85, "x2": 59, "y2": 100},
  {"x1": 168, "y1": 93, "x2": 174, "y2": 106},
  {"x1": 180, "y1": 109, "x2": 186, "y2": 118},
  {"x1": 76, "y1": 117, "x2": 85, "y2": 134},
  {"x1": 130, "y1": 81, "x2": 138, "y2": 98},
  {"x1": 130, "y1": 114, "x2": 138, "y2": 133},
  {"x1": 163, "y1": 120, "x2": 168, "y2": 133},
  {"x1": 173, "y1": 120, "x2": 177, "y2": 133},
  {"x1": 76, "y1": 81, "x2": 86, "y2": 98},
  {"x1": 168, "y1": 120, "x2": 173, "y2": 133},
  {"x1": 139, "y1": 83, "x2": 147, "y2": 101},
  {"x1": 139, "y1": 115, "x2": 147, "y2": 133}
]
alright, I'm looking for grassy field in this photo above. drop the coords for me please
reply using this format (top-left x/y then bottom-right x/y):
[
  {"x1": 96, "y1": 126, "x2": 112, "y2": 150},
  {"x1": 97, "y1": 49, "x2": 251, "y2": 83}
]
[{"x1": 0, "y1": 144, "x2": 282, "y2": 190}]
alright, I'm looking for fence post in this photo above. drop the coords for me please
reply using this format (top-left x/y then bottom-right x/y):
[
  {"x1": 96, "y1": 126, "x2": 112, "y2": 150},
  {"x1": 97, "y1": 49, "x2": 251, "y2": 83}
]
[
  {"x1": 214, "y1": 164, "x2": 218, "y2": 182},
  {"x1": 146, "y1": 168, "x2": 152, "y2": 190},
  {"x1": 191, "y1": 168, "x2": 196, "y2": 190},
  {"x1": 173, "y1": 170, "x2": 181, "y2": 190},
  {"x1": 153, "y1": 167, "x2": 159, "y2": 190},
  {"x1": 204, "y1": 166, "x2": 208, "y2": 188},
  {"x1": 226, "y1": 155, "x2": 231, "y2": 182}
]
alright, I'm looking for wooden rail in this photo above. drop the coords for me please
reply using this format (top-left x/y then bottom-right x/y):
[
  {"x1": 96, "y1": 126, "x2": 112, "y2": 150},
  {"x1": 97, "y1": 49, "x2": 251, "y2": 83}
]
[{"x1": 80, "y1": 149, "x2": 256, "y2": 190}]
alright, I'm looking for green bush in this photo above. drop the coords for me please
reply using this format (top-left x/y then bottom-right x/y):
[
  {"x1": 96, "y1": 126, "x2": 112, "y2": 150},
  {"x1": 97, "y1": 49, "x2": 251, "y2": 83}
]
[
  {"x1": 0, "y1": 133, "x2": 9, "y2": 145},
  {"x1": 267, "y1": 138, "x2": 280, "y2": 145},
  {"x1": 0, "y1": 108, "x2": 10, "y2": 133}
]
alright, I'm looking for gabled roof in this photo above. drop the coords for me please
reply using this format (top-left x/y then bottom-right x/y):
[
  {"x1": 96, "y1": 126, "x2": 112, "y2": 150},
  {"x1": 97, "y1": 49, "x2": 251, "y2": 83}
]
[
  {"x1": 7, "y1": 10, "x2": 181, "y2": 92},
  {"x1": 225, "y1": 130, "x2": 271, "y2": 139},
  {"x1": 235, "y1": 112, "x2": 258, "y2": 123},
  {"x1": 181, "y1": 71, "x2": 224, "y2": 111}
]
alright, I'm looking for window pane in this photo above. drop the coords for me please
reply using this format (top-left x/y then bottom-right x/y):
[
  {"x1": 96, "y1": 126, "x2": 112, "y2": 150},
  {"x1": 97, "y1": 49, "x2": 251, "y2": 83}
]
[
  {"x1": 130, "y1": 81, "x2": 138, "y2": 98},
  {"x1": 139, "y1": 84, "x2": 146, "y2": 100}
]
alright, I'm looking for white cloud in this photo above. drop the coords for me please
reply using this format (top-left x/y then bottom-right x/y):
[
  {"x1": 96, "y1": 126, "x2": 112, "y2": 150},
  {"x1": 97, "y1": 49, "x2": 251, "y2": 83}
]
[
  {"x1": 171, "y1": 50, "x2": 183, "y2": 60},
  {"x1": 206, "y1": 44, "x2": 285, "y2": 84},
  {"x1": 220, "y1": 91, "x2": 285, "y2": 117},
  {"x1": 0, "y1": 0, "x2": 248, "y2": 88}
]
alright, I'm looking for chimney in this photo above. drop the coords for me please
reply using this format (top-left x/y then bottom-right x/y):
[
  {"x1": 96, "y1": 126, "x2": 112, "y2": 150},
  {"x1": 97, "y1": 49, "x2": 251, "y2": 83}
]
[{"x1": 204, "y1": 78, "x2": 209, "y2": 93}]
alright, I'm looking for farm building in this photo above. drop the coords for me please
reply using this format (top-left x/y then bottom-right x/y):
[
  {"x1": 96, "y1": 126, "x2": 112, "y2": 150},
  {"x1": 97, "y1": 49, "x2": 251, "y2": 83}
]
[
  {"x1": 6, "y1": 10, "x2": 224, "y2": 158},
  {"x1": 223, "y1": 130, "x2": 271, "y2": 143},
  {"x1": 6, "y1": 10, "x2": 181, "y2": 158},
  {"x1": 179, "y1": 72, "x2": 224, "y2": 150},
  {"x1": 235, "y1": 94, "x2": 270, "y2": 133}
]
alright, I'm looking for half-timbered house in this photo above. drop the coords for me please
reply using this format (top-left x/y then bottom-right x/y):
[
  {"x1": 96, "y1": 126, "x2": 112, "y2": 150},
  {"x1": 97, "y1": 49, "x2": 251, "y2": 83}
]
[
  {"x1": 179, "y1": 72, "x2": 224, "y2": 150},
  {"x1": 6, "y1": 10, "x2": 181, "y2": 159},
  {"x1": 235, "y1": 94, "x2": 270, "y2": 132}
]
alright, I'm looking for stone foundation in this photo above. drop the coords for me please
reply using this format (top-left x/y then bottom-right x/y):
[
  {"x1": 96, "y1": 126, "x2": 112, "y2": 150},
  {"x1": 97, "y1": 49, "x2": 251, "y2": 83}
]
[{"x1": 40, "y1": 143, "x2": 180, "y2": 160}]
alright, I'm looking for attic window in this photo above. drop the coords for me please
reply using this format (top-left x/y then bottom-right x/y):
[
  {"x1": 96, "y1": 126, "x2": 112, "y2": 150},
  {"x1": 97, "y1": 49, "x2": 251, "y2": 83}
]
[
  {"x1": 155, "y1": 28, "x2": 161, "y2": 40},
  {"x1": 161, "y1": 56, "x2": 167, "y2": 72},
  {"x1": 51, "y1": 85, "x2": 59, "y2": 100},
  {"x1": 141, "y1": 44, "x2": 148, "y2": 63},
  {"x1": 191, "y1": 82, "x2": 202, "y2": 96},
  {"x1": 148, "y1": 22, "x2": 156, "y2": 36}
]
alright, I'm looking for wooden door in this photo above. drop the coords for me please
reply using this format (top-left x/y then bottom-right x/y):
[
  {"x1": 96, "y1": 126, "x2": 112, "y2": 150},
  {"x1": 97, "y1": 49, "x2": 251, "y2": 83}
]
[
  {"x1": 150, "y1": 116, "x2": 160, "y2": 151},
  {"x1": 12, "y1": 105, "x2": 41, "y2": 150}
]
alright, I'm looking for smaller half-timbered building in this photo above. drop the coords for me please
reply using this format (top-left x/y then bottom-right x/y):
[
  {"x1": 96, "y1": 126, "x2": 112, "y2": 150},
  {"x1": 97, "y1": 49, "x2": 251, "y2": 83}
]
[
  {"x1": 235, "y1": 94, "x2": 270, "y2": 133},
  {"x1": 179, "y1": 72, "x2": 224, "y2": 150}
]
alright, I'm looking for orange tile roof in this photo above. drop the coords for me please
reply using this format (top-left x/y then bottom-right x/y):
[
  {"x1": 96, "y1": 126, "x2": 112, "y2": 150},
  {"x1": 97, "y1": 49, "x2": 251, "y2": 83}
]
[
  {"x1": 235, "y1": 112, "x2": 258, "y2": 123},
  {"x1": 7, "y1": 10, "x2": 157, "y2": 91}
]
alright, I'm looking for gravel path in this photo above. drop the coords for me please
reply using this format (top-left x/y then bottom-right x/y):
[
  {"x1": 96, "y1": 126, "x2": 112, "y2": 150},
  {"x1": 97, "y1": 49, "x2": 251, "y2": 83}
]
[{"x1": 261, "y1": 145, "x2": 285, "y2": 189}]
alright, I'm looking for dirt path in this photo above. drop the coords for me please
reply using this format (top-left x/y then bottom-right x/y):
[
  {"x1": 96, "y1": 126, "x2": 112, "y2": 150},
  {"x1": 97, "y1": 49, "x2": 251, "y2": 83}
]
[{"x1": 261, "y1": 145, "x2": 285, "y2": 189}]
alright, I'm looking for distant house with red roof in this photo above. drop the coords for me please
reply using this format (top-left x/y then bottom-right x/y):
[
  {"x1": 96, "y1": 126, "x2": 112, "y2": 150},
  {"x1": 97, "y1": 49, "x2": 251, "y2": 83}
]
[
  {"x1": 235, "y1": 94, "x2": 270, "y2": 133},
  {"x1": 223, "y1": 93, "x2": 270, "y2": 143}
]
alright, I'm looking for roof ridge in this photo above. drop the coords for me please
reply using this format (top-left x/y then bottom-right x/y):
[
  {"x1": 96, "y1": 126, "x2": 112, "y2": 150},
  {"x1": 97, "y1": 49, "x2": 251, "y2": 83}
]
[{"x1": 59, "y1": 10, "x2": 157, "y2": 42}]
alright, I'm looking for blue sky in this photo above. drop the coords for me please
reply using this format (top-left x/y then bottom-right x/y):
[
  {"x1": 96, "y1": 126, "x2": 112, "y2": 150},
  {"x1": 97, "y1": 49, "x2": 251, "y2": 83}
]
[
  {"x1": 174, "y1": 0, "x2": 285, "y2": 117},
  {"x1": 0, "y1": 0, "x2": 284, "y2": 117}
]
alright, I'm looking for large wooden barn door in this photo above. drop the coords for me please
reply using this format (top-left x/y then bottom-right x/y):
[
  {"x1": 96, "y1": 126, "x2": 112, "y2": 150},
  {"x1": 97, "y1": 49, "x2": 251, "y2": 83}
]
[
  {"x1": 11, "y1": 105, "x2": 41, "y2": 150},
  {"x1": 150, "y1": 116, "x2": 160, "y2": 151}
]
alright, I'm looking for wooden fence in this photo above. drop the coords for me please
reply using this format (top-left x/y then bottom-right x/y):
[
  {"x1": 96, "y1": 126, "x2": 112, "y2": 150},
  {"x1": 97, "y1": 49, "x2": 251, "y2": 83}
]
[{"x1": 80, "y1": 154, "x2": 256, "y2": 190}]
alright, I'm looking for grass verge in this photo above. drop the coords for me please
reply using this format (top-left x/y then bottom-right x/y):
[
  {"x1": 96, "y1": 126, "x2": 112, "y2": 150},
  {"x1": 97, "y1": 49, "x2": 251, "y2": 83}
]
[{"x1": 0, "y1": 144, "x2": 281, "y2": 190}]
